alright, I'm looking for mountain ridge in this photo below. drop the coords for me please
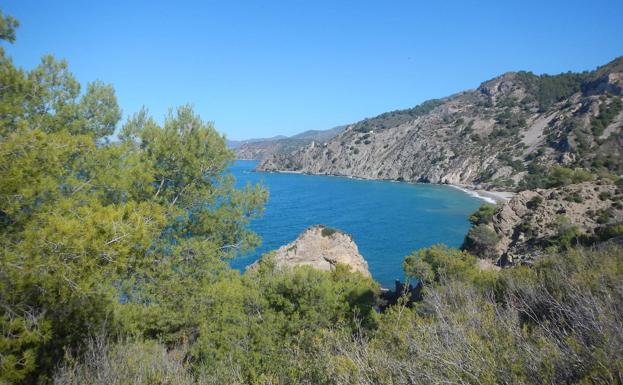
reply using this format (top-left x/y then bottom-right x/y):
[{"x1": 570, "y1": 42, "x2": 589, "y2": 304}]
[
  {"x1": 257, "y1": 57, "x2": 623, "y2": 192},
  {"x1": 230, "y1": 125, "x2": 345, "y2": 160}
]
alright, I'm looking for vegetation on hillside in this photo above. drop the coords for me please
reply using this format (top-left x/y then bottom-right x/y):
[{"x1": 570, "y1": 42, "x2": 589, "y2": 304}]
[
  {"x1": 352, "y1": 99, "x2": 443, "y2": 133},
  {"x1": 2, "y1": 10, "x2": 623, "y2": 385},
  {"x1": 515, "y1": 70, "x2": 587, "y2": 111},
  {"x1": 51, "y1": 244, "x2": 623, "y2": 385}
]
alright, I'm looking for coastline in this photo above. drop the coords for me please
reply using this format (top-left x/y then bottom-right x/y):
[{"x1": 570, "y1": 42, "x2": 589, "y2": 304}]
[
  {"x1": 249, "y1": 163, "x2": 516, "y2": 204},
  {"x1": 448, "y1": 185, "x2": 515, "y2": 204}
]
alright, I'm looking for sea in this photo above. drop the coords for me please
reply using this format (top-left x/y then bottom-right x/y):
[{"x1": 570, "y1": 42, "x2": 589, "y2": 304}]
[{"x1": 230, "y1": 160, "x2": 484, "y2": 288}]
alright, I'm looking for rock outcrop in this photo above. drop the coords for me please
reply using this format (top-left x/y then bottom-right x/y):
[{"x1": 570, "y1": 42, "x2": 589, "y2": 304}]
[
  {"x1": 258, "y1": 57, "x2": 623, "y2": 191},
  {"x1": 250, "y1": 225, "x2": 371, "y2": 276},
  {"x1": 472, "y1": 181, "x2": 623, "y2": 265}
]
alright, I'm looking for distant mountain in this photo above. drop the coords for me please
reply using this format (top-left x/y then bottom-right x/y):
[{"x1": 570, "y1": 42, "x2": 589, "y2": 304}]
[
  {"x1": 258, "y1": 57, "x2": 623, "y2": 191},
  {"x1": 227, "y1": 135, "x2": 287, "y2": 150},
  {"x1": 290, "y1": 126, "x2": 345, "y2": 141},
  {"x1": 230, "y1": 126, "x2": 346, "y2": 160}
]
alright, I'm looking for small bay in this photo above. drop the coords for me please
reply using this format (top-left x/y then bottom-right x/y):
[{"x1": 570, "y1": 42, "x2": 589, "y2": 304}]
[{"x1": 230, "y1": 160, "x2": 483, "y2": 287}]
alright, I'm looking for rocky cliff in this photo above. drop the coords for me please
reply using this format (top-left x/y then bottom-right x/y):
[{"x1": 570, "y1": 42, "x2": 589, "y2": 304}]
[
  {"x1": 258, "y1": 57, "x2": 623, "y2": 191},
  {"x1": 464, "y1": 181, "x2": 623, "y2": 265},
  {"x1": 249, "y1": 225, "x2": 371, "y2": 276}
]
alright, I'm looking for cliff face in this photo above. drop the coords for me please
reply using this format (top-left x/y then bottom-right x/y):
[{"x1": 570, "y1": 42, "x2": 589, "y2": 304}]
[
  {"x1": 469, "y1": 181, "x2": 623, "y2": 265},
  {"x1": 250, "y1": 225, "x2": 370, "y2": 276},
  {"x1": 258, "y1": 58, "x2": 623, "y2": 191}
]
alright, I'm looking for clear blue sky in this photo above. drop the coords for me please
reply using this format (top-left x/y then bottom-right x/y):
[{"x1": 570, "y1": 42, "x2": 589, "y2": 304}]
[{"x1": 3, "y1": 0, "x2": 623, "y2": 140}]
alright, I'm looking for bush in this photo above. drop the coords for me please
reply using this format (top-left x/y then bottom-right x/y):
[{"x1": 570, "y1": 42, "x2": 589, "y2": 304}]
[
  {"x1": 599, "y1": 191, "x2": 612, "y2": 201},
  {"x1": 527, "y1": 195, "x2": 544, "y2": 208},
  {"x1": 592, "y1": 97, "x2": 622, "y2": 137},
  {"x1": 404, "y1": 245, "x2": 478, "y2": 285},
  {"x1": 331, "y1": 245, "x2": 623, "y2": 385},
  {"x1": 519, "y1": 165, "x2": 594, "y2": 190},
  {"x1": 321, "y1": 226, "x2": 338, "y2": 237},
  {"x1": 596, "y1": 223, "x2": 623, "y2": 241},
  {"x1": 564, "y1": 191, "x2": 584, "y2": 203},
  {"x1": 53, "y1": 338, "x2": 195, "y2": 385},
  {"x1": 595, "y1": 208, "x2": 612, "y2": 224},
  {"x1": 515, "y1": 70, "x2": 587, "y2": 110},
  {"x1": 549, "y1": 216, "x2": 587, "y2": 249},
  {"x1": 462, "y1": 224, "x2": 500, "y2": 259},
  {"x1": 468, "y1": 203, "x2": 498, "y2": 225},
  {"x1": 351, "y1": 99, "x2": 443, "y2": 133}
]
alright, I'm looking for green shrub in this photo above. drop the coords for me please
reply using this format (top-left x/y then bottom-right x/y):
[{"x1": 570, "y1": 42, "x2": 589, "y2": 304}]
[
  {"x1": 404, "y1": 245, "x2": 478, "y2": 284},
  {"x1": 596, "y1": 223, "x2": 623, "y2": 241},
  {"x1": 564, "y1": 191, "x2": 584, "y2": 203},
  {"x1": 462, "y1": 224, "x2": 500, "y2": 258},
  {"x1": 351, "y1": 99, "x2": 443, "y2": 133},
  {"x1": 468, "y1": 203, "x2": 499, "y2": 225},
  {"x1": 595, "y1": 208, "x2": 611, "y2": 224},
  {"x1": 527, "y1": 195, "x2": 544, "y2": 208},
  {"x1": 515, "y1": 70, "x2": 587, "y2": 111},
  {"x1": 519, "y1": 165, "x2": 594, "y2": 190},
  {"x1": 599, "y1": 191, "x2": 612, "y2": 201},
  {"x1": 341, "y1": 245, "x2": 623, "y2": 385},
  {"x1": 549, "y1": 216, "x2": 587, "y2": 249},
  {"x1": 321, "y1": 226, "x2": 338, "y2": 237},
  {"x1": 592, "y1": 97, "x2": 622, "y2": 137},
  {"x1": 53, "y1": 338, "x2": 196, "y2": 385}
]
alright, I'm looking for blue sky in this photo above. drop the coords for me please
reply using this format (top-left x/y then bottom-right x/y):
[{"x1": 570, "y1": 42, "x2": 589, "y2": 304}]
[{"x1": 3, "y1": 0, "x2": 623, "y2": 140}]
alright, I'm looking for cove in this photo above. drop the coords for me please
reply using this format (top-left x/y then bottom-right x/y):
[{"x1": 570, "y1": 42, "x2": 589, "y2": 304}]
[{"x1": 230, "y1": 160, "x2": 483, "y2": 287}]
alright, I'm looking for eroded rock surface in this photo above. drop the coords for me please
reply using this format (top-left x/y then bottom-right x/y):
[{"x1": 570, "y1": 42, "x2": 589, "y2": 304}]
[
  {"x1": 258, "y1": 58, "x2": 623, "y2": 191},
  {"x1": 250, "y1": 225, "x2": 370, "y2": 276},
  {"x1": 484, "y1": 181, "x2": 623, "y2": 264}
]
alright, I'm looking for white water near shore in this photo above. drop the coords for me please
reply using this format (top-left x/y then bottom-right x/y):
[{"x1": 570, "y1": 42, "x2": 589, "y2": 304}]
[
  {"x1": 255, "y1": 168, "x2": 515, "y2": 204},
  {"x1": 448, "y1": 185, "x2": 514, "y2": 204}
]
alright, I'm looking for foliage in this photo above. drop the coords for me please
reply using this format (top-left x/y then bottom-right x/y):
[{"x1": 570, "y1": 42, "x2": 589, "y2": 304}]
[
  {"x1": 4, "y1": 9, "x2": 623, "y2": 385},
  {"x1": 519, "y1": 165, "x2": 594, "y2": 191},
  {"x1": 592, "y1": 97, "x2": 622, "y2": 137},
  {"x1": 497, "y1": 152, "x2": 526, "y2": 172},
  {"x1": 515, "y1": 70, "x2": 587, "y2": 111},
  {"x1": 462, "y1": 224, "x2": 500, "y2": 258},
  {"x1": 53, "y1": 337, "x2": 196, "y2": 385},
  {"x1": 352, "y1": 99, "x2": 443, "y2": 132},
  {"x1": 330, "y1": 245, "x2": 623, "y2": 385},
  {"x1": 0, "y1": 11, "x2": 18, "y2": 43},
  {"x1": 320, "y1": 226, "x2": 338, "y2": 237},
  {"x1": 468, "y1": 203, "x2": 498, "y2": 225},
  {"x1": 404, "y1": 245, "x2": 484, "y2": 286},
  {"x1": 548, "y1": 216, "x2": 586, "y2": 250},
  {"x1": 527, "y1": 195, "x2": 544, "y2": 208},
  {"x1": 0, "y1": 16, "x2": 268, "y2": 383}
]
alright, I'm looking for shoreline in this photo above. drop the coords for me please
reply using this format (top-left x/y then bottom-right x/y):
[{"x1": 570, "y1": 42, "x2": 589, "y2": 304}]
[
  {"x1": 249, "y1": 164, "x2": 516, "y2": 204},
  {"x1": 448, "y1": 185, "x2": 515, "y2": 204}
]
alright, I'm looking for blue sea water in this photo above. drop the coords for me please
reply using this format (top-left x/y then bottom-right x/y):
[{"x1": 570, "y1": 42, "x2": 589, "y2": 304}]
[{"x1": 230, "y1": 160, "x2": 483, "y2": 288}]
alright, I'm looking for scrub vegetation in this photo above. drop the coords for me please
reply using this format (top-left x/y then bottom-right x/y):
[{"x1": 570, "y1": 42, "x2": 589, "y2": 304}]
[{"x1": 1, "y1": 11, "x2": 622, "y2": 385}]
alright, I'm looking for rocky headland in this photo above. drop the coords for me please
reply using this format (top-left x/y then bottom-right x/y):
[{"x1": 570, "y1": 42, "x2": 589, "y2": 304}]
[{"x1": 249, "y1": 225, "x2": 371, "y2": 276}]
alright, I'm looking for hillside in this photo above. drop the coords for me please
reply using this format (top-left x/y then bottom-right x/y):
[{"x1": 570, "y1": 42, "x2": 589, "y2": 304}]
[
  {"x1": 462, "y1": 180, "x2": 623, "y2": 265},
  {"x1": 227, "y1": 135, "x2": 287, "y2": 149},
  {"x1": 231, "y1": 126, "x2": 345, "y2": 160},
  {"x1": 258, "y1": 57, "x2": 623, "y2": 191}
]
